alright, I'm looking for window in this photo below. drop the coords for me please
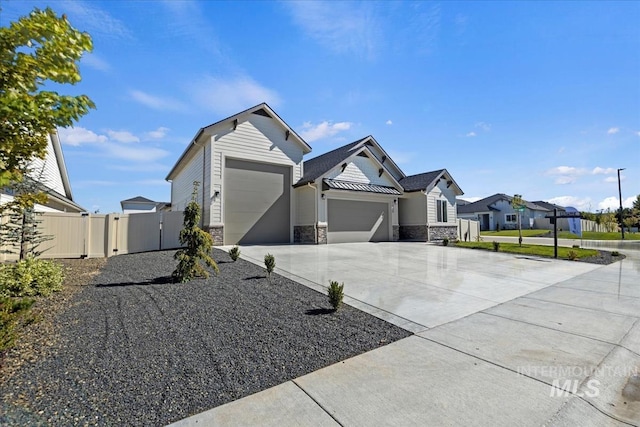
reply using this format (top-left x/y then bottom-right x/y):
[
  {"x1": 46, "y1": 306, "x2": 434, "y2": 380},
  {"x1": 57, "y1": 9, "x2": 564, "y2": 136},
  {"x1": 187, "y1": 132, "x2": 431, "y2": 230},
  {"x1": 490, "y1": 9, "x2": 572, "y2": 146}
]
[
  {"x1": 505, "y1": 214, "x2": 517, "y2": 223},
  {"x1": 437, "y1": 200, "x2": 448, "y2": 222}
]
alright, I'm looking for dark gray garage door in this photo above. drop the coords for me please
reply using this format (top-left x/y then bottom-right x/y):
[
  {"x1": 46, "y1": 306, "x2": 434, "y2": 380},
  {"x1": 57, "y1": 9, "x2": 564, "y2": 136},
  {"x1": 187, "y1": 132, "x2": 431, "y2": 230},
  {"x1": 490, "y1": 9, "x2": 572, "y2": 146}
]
[
  {"x1": 224, "y1": 159, "x2": 290, "y2": 245},
  {"x1": 327, "y1": 199, "x2": 389, "y2": 243}
]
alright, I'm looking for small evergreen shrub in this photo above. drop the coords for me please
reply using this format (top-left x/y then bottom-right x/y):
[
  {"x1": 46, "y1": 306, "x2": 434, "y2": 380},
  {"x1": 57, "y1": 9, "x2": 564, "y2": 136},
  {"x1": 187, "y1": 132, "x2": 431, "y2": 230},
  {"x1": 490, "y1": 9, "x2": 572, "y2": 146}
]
[
  {"x1": 442, "y1": 237, "x2": 449, "y2": 246},
  {"x1": 1, "y1": 296, "x2": 35, "y2": 353},
  {"x1": 567, "y1": 250, "x2": 579, "y2": 261},
  {"x1": 264, "y1": 254, "x2": 275, "y2": 283},
  {"x1": 572, "y1": 244, "x2": 580, "y2": 249},
  {"x1": 612, "y1": 251, "x2": 620, "y2": 257},
  {"x1": 492, "y1": 241, "x2": 500, "y2": 252},
  {"x1": 328, "y1": 280, "x2": 344, "y2": 310},
  {"x1": 172, "y1": 182, "x2": 219, "y2": 283},
  {"x1": 228, "y1": 246, "x2": 240, "y2": 262},
  {"x1": 0, "y1": 258, "x2": 64, "y2": 298}
]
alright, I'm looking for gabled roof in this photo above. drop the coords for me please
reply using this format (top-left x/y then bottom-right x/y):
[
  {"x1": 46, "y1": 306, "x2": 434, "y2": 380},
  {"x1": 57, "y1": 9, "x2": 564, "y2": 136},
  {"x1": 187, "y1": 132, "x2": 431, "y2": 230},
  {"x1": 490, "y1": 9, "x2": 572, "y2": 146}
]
[
  {"x1": 532, "y1": 201, "x2": 566, "y2": 212},
  {"x1": 457, "y1": 193, "x2": 549, "y2": 214},
  {"x1": 294, "y1": 138, "x2": 366, "y2": 187},
  {"x1": 295, "y1": 135, "x2": 405, "y2": 188},
  {"x1": 399, "y1": 169, "x2": 464, "y2": 195},
  {"x1": 121, "y1": 196, "x2": 156, "y2": 204},
  {"x1": 166, "y1": 103, "x2": 311, "y2": 181}
]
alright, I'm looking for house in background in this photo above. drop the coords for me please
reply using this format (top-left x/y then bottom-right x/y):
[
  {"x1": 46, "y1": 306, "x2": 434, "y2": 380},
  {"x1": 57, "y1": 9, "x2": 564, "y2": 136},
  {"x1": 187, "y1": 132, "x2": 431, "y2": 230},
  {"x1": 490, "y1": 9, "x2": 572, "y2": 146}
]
[
  {"x1": 457, "y1": 193, "x2": 550, "y2": 231},
  {"x1": 166, "y1": 103, "x2": 463, "y2": 245},
  {"x1": 0, "y1": 131, "x2": 84, "y2": 213},
  {"x1": 120, "y1": 196, "x2": 170, "y2": 214}
]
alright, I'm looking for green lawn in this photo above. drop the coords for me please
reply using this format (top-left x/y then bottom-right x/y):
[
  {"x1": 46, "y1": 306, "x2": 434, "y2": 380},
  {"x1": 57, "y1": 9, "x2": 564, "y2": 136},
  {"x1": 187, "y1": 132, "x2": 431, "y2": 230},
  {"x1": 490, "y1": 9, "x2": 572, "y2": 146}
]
[
  {"x1": 480, "y1": 229, "x2": 550, "y2": 237},
  {"x1": 455, "y1": 241, "x2": 598, "y2": 260},
  {"x1": 481, "y1": 229, "x2": 640, "y2": 240},
  {"x1": 557, "y1": 231, "x2": 640, "y2": 240}
]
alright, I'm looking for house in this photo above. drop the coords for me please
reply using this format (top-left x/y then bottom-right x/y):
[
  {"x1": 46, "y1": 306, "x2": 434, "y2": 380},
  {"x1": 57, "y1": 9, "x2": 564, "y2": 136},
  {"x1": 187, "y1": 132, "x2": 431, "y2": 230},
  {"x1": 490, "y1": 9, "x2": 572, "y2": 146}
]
[
  {"x1": 120, "y1": 196, "x2": 170, "y2": 214},
  {"x1": 0, "y1": 131, "x2": 84, "y2": 213},
  {"x1": 457, "y1": 193, "x2": 549, "y2": 231},
  {"x1": 166, "y1": 103, "x2": 463, "y2": 245}
]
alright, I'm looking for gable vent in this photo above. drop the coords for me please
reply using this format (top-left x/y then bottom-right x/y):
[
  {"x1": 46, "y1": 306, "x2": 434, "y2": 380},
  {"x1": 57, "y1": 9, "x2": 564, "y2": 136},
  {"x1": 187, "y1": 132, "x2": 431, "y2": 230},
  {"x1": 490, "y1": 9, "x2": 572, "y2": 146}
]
[
  {"x1": 252, "y1": 108, "x2": 272, "y2": 118},
  {"x1": 357, "y1": 151, "x2": 368, "y2": 157}
]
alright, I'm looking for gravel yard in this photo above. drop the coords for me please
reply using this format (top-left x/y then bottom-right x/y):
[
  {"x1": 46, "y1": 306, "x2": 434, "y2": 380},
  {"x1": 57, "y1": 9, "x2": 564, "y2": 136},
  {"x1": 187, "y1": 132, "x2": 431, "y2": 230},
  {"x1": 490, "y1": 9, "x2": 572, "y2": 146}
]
[{"x1": 0, "y1": 249, "x2": 411, "y2": 426}]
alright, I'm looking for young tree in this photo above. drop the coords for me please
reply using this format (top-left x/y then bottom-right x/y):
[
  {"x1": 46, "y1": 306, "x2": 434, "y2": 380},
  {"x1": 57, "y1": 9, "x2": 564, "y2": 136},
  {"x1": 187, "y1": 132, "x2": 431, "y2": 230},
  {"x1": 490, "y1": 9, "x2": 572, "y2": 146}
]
[
  {"x1": 0, "y1": 7, "x2": 95, "y2": 186},
  {"x1": 511, "y1": 194, "x2": 524, "y2": 246},
  {"x1": 172, "y1": 182, "x2": 219, "y2": 283}
]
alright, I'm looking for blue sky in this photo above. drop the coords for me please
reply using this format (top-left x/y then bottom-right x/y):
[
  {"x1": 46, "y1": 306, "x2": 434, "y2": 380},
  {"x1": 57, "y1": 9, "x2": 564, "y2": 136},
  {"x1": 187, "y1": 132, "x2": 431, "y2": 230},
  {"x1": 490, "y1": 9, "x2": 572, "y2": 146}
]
[{"x1": 3, "y1": 1, "x2": 639, "y2": 213}]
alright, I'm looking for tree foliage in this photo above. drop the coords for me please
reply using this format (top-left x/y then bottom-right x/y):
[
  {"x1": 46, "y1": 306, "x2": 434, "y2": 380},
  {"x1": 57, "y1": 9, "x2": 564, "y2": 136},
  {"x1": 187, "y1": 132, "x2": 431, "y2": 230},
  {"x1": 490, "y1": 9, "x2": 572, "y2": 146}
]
[
  {"x1": 172, "y1": 182, "x2": 219, "y2": 283},
  {"x1": 0, "y1": 7, "x2": 95, "y2": 186},
  {"x1": 0, "y1": 166, "x2": 53, "y2": 260}
]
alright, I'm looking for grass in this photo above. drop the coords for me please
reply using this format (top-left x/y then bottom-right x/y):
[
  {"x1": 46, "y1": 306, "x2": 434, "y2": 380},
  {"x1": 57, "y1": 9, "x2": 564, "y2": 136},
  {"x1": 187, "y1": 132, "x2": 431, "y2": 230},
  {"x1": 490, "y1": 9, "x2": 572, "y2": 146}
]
[
  {"x1": 557, "y1": 231, "x2": 640, "y2": 240},
  {"x1": 455, "y1": 241, "x2": 598, "y2": 259},
  {"x1": 481, "y1": 229, "x2": 550, "y2": 237},
  {"x1": 481, "y1": 229, "x2": 640, "y2": 240}
]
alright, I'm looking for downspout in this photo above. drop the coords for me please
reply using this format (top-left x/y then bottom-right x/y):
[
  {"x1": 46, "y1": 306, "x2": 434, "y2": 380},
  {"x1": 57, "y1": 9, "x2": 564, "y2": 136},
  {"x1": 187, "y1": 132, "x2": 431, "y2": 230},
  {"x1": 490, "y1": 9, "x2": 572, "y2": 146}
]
[{"x1": 307, "y1": 182, "x2": 318, "y2": 243}]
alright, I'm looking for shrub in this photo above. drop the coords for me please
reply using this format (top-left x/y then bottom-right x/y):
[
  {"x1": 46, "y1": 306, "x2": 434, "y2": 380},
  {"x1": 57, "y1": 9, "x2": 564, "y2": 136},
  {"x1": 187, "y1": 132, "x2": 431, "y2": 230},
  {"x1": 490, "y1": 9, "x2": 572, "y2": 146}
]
[
  {"x1": 612, "y1": 251, "x2": 620, "y2": 257},
  {"x1": 442, "y1": 237, "x2": 449, "y2": 246},
  {"x1": 0, "y1": 258, "x2": 64, "y2": 298},
  {"x1": 172, "y1": 182, "x2": 219, "y2": 283},
  {"x1": 567, "y1": 250, "x2": 579, "y2": 260},
  {"x1": 1, "y1": 297, "x2": 35, "y2": 353},
  {"x1": 328, "y1": 280, "x2": 344, "y2": 310},
  {"x1": 264, "y1": 254, "x2": 275, "y2": 283},
  {"x1": 572, "y1": 244, "x2": 580, "y2": 249},
  {"x1": 492, "y1": 241, "x2": 500, "y2": 252},
  {"x1": 228, "y1": 246, "x2": 240, "y2": 262}
]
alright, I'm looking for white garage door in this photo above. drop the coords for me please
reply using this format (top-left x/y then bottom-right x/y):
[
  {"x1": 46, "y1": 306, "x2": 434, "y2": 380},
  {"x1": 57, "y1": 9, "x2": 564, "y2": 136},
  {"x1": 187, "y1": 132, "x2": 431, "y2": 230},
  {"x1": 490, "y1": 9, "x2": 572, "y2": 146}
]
[
  {"x1": 327, "y1": 199, "x2": 389, "y2": 243},
  {"x1": 224, "y1": 159, "x2": 290, "y2": 245}
]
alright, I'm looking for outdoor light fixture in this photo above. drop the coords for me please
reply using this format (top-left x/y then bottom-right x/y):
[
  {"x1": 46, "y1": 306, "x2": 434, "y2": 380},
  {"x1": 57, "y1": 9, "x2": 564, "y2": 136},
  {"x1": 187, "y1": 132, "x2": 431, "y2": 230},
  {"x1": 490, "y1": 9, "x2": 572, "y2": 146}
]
[{"x1": 321, "y1": 193, "x2": 326, "y2": 200}]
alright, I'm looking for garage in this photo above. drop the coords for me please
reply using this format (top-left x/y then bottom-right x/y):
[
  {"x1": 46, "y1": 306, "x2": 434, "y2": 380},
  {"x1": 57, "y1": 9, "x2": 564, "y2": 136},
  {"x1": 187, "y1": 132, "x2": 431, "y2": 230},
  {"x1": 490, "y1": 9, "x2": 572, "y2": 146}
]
[
  {"x1": 224, "y1": 159, "x2": 291, "y2": 245},
  {"x1": 327, "y1": 199, "x2": 389, "y2": 243}
]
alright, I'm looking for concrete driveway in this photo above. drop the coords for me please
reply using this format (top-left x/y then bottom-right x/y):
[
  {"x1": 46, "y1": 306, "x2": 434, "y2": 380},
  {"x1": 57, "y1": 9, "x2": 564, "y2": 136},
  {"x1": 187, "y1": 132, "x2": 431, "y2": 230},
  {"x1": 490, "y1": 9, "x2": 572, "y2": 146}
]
[
  {"x1": 172, "y1": 243, "x2": 640, "y2": 426},
  {"x1": 229, "y1": 242, "x2": 601, "y2": 331}
]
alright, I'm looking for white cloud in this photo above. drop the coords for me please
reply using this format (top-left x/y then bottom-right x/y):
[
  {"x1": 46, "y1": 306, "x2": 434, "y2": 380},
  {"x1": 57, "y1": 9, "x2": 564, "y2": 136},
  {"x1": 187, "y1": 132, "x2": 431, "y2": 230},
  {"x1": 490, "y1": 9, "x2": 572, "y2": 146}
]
[
  {"x1": 603, "y1": 176, "x2": 619, "y2": 183},
  {"x1": 62, "y1": 1, "x2": 132, "y2": 39},
  {"x1": 636, "y1": 131, "x2": 640, "y2": 137},
  {"x1": 130, "y1": 90, "x2": 187, "y2": 112},
  {"x1": 592, "y1": 167, "x2": 616, "y2": 175},
  {"x1": 107, "y1": 130, "x2": 140, "y2": 143},
  {"x1": 386, "y1": 120, "x2": 393, "y2": 125},
  {"x1": 607, "y1": 127, "x2": 619, "y2": 134},
  {"x1": 547, "y1": 196, "x2": 593, "y2": 211},
  {"x1": 103, "y1": 144, "x2": 169, "y2": 163},
  {"x1": 475, "y1": 121, "x2": 491, "y2": 131},
  {"x1": 190, "y1": 75, "x2": 281, "y2": 115},
  {"x1": 286, "y1": 1, "x2": 379, "y2": 58},
  {"x1": 465, "y1": 131, "x2": 476, "y2": 137},
  {"x1": 145, "y1": 127, "x2": 170, "y2": 140},
  {"x1": 545, "y1": 166, "x2": 589, "y2": 185},
  {"x1": 300, "y1": 121, "x2": 353, "y2": 142},
  {"x1": 598, "y1": 196, "x2": 635, "y2": 210},
  {"x1": 82, "y1": 53, "x2": 111, "y2": 72},
  {"x1": 58, "y1": 127, "x2": 108, "y2": 146}
]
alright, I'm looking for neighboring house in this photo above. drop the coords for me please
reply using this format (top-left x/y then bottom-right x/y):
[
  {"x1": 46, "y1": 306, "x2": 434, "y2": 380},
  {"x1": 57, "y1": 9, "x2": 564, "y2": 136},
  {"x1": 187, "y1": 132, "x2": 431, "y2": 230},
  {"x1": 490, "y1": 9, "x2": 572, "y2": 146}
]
[
  {"x1": 120, "y1": 196, "x2": 171, "y2": 214},
  {"x1": 0, "y1": 131, "x2": 84, "y2": 213},
  {"x1": 166, "y1": 103, "x2": 463, "y2": 245},
  {"x1": 531, "y1": 201, "x2": 567, "y2": 215},
  {"x1": 457, "y1": 193, "x2": 549, "y2": 231}
]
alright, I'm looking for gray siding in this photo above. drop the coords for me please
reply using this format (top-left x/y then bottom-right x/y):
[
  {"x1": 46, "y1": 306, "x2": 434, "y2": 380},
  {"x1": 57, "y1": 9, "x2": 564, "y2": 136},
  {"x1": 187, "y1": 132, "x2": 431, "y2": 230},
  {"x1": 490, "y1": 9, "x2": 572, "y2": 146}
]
[
  {"x1": 295, "y1": 185, "x2": 316, "y2": 225},
  {"x1": 399, "y1": 192, "x2": 427, "y2": 225},
  {"x1": 30, "y1": 135, "x2": 65, "y2": 196},
  {"x1": 326, "y1": 155, "x2": 396, "y2": 186},
  {"x1": 171, "y1": 147, "x2": 204, "y2": 211}
]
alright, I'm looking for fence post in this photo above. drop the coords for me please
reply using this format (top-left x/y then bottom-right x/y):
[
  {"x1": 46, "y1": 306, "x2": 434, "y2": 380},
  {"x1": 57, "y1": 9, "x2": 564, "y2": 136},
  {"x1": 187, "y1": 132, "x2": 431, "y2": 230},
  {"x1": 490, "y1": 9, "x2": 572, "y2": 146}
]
[{"x1": 105, "y1": 214, "x2": 115, "y2": 257}]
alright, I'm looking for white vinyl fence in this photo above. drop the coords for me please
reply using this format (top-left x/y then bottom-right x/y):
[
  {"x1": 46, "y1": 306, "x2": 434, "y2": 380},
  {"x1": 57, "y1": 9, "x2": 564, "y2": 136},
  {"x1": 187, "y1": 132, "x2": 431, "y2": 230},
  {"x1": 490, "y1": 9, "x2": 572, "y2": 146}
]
[
  {"x1": 532, "y1": 218, "x2": 617, "y2": 233},
  {"x1": 0, "y1": 211, "x2": 184, "y2": 262},
  {"x1": 458, "y1": 218, "x2": 480, "y2": 242}
]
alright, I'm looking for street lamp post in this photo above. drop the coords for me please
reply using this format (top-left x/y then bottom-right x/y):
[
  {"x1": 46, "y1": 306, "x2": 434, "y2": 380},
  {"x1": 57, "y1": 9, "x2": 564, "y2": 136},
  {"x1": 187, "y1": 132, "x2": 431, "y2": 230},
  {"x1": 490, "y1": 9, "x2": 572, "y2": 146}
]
[{"x1": 618, "y1": 168, "x2": 625, "y2": 240}]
